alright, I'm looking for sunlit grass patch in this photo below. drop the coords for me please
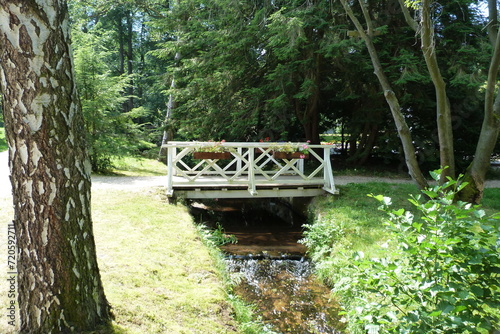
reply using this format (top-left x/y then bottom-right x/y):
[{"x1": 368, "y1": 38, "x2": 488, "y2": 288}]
[
  {"x1": 108, "y1": 155, "x2": 166, "y2": 176},
  {"x1": 303, "y1": 182, "x2": 420, "y2": 284},
  {"x1": 92, "y1": 189, "x2": 238, "y2": 333}
]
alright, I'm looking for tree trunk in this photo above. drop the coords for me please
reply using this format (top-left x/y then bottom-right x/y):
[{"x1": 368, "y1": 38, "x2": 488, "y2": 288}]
[
  {"x1": 459, "y1": 6, "x2": 500, "y2": 203},
  {"x1": 420, "y1": 0, "x2": 455, "y2": 182},
  {"x1": 158, "y1": 49, "x2": 181, "y2": 162},
  {"x1": 340, "y1": 0, "x2": 429, "y2": 190},
  {"x1": 400, "y1": 0, "x2": 455, "y2": 181},
  {"x1": 126, "y1": 10, "x2": 134, "y2": 112},
  {"x1": 158, "y1": 78, "x2": 177, "y2": 163},
  {"x1": 0, "y1": 1, "x2": 112, "y2": 332},
  {"x1": 487, "y1": 0, "x2": 498, "y2": 46},
  {"x1": 296, "y1": 52, "x2": 321, "y2": 143}
]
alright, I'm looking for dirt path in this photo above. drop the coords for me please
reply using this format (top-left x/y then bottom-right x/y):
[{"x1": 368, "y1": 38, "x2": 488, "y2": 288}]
[
  {"x1": 0, "y1": 151, "x2": 168, "y2": 197},
  {"x1": 1, "y1": 150, "x2": 499, "y2": 199}
]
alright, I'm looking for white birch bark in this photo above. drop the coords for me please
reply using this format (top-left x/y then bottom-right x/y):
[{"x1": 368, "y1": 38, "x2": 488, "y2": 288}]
[{"x1": 0, "y1": 0, "x2": 111, "y2": 332}]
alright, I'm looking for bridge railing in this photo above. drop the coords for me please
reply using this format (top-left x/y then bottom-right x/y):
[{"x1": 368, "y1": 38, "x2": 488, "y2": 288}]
[{"x1": 163, "y1": 141, "x2": 337, "y2": 196}]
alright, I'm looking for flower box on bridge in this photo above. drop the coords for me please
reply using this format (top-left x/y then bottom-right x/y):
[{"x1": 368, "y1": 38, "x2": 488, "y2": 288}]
[
  {"x1": 273, "y1": 152, "x2": 309, "y2": 159},
  {"x1": 193, "y1": 151, "x2": 232, "y2": 160}
]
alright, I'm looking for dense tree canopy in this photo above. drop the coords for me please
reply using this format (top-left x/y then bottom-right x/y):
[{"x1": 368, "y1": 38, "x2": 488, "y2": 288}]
[{"x1": 63, "y1": 0, "x2": 500, "y2": 190}]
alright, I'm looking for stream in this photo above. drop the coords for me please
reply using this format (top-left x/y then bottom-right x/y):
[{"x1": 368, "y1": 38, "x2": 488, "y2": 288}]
[{"x1": 190, "y1": 199, "x2": 345, "y2": 334}]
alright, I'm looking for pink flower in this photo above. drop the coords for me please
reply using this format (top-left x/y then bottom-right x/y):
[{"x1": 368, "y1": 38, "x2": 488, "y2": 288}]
[
  {"x1": 300, "y1": 154, "x2": 305, "y2": 159},
  {"x1": 221, "y1": 140, "x2": 226, "y2": 143}
]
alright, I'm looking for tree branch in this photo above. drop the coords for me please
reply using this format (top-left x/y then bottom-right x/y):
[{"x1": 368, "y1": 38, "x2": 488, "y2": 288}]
[{"x1": 397, "y1": 0, "x2": 419, "y2": 32}]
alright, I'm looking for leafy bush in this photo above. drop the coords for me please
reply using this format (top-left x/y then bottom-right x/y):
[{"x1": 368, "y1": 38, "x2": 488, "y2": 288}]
[
  {"x1": 301, "y1": 218, "x2": 347, "y2": 261},
  {"x1": 335, "y1": 170, "x2": 500, "y2": 333},
  {"x1": 197, "y1": 222, "x2": 237, "y2": 247}
]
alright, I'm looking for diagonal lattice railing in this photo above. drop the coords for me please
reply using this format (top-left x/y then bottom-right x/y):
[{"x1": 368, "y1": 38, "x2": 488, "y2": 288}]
[{"x1": 163, "y1": 141, "x2": 337, "y2": 197}]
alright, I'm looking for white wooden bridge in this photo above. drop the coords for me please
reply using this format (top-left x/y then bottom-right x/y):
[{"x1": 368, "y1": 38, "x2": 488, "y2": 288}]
[{"x1": 163, "y1": 141, "x2": 338, "y2": 199}]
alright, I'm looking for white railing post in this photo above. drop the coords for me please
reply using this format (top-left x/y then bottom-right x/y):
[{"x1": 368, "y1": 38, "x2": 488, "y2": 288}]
[
  {"x1": 298, "y1": 158, "x2": 304, "y2": 174},
  {"x1": 248, "y1": 147, "x2": 257, "y2": 196},
  {"x1": 322, "y1": 146, "x2": 337, "y2": 194},
  {"x1": 237, "y1": 147, "x2": 243, "y2": 171},
  {"x1": 166, "y1": 145, "x2": 174, "y2": 196}
]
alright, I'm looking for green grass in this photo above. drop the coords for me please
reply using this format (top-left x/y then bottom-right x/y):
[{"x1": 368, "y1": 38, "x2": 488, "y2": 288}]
[
  {"x1": 0, "y1": 188, "x2": 240, "y2": 333},
  {"x1": 0, "y1": 127, "x2": 7, "y2": 152},
  {"x1": 483, "y1": 187, "x2": 500, "y2": 211},
  {"x1": 302, "y1": 183, "x2": 421, "y2": 288},
  {"x1": 305, "y1": 183, "x2": 500, "y2": 285},
  {"x1": 92, "y1": 189, "x2": 239, "y2": 333},
  {"x1": 109, "y1": 155, "x2": 166, "y2": 176}
]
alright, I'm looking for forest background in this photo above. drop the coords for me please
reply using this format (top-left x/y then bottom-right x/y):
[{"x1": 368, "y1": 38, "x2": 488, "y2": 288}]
[{"x1": 1, "y1": 0, "x2": 497, "y2": 176}]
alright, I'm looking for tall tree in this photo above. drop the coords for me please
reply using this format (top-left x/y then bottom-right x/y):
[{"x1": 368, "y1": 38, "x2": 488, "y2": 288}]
[
  {"x1": 339, "y1": 0, "x2": 429, "y2": 189},
  {"x1": 0, "y1": 0, "x2": 112, "y2": 332},
  {"x1": 341, "y1": 0, "x2": 500, "y2": 201},
  {"x1": 399, "y1": 0, "x2": 500, "y2": 202},
  {"x1": 461, "y1": 0, "x2": 500, "y2": 202}
]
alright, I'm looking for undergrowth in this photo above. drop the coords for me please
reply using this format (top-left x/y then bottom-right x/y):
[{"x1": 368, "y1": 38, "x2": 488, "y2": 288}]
[{"x1": 303, "y1": 172, "x2": 500, "y2": 333}]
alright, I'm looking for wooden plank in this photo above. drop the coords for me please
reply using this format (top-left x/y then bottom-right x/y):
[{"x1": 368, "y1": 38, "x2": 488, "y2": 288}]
[
  {"x1": 170, "y1": 176, "x2": 325, "y2": 188},
  {"x1": 175, "y1": 188, "x2": 325, "y2": 199}
]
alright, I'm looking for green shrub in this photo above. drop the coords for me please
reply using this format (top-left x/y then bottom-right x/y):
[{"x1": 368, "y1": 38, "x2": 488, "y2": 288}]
[
  {"x1": 197, "y1": 222, "x2": 238, "y2": 247},
  {"x1": 336, "y1": 170, "x2": 500, "y2": 333}
]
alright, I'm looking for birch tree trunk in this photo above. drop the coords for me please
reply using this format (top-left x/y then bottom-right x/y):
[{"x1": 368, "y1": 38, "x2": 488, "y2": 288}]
[
  {"x1": 159, "y1": 50, "x2": 181, "y2": 162},
  {"x1": 158, "y1": 76, "x2": 177, "y2": 162},
  {"x1": 0, "y1": 0, "x2": 111, "y2": 332}
]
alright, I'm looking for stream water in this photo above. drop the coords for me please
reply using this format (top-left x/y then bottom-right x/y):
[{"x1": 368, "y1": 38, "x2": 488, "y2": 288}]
[
  {"x1": 226, "y1": 257, "x2": 344, "y2": 333},
  {"x1": 190, "y1": 200, "x2": 345, "y2": 334}
]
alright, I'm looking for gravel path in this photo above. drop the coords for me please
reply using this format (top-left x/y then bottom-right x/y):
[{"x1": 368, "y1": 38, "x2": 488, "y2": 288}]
[{"x1": 1, "y1": 150, "x2": 499, "y2": 199}]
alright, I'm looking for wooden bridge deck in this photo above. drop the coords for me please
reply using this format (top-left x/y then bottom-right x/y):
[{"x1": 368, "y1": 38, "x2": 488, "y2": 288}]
[
  {"x1": 164, "y1": 142, "x2": 338, "y2": 199},
  {"x1": 170, "y1": 175, "x2": 328, "y2": 198}
]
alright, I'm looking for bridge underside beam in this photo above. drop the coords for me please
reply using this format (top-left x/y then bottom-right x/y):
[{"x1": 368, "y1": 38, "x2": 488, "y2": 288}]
[{"x1": 173, "y1": 187, "x2": 329, "y2": 199}]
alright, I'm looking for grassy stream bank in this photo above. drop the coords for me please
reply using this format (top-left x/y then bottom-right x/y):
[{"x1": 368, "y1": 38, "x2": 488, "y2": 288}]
[
  {"x1": 0, "y1": 156, "x2": 267, "y2": 333},
  {"x1": 303, "y1": 181, "x2": 500, "y2": 333},
  {"x1": 1, "y1": 149, "x2": 499, "y2": 333}
]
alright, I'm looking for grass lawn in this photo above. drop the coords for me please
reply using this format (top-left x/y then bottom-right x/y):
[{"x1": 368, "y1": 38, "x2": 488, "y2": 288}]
[
  {"x1": 0, "y1": 180, "x2": 240, "y2": 333},
  {"x1": 108, "y1": 155, "x2": 166, "y2": 176},
  {"x1": 92, "y1": 188, "x2": 239, "y2": 333}
]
